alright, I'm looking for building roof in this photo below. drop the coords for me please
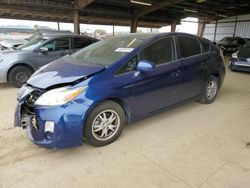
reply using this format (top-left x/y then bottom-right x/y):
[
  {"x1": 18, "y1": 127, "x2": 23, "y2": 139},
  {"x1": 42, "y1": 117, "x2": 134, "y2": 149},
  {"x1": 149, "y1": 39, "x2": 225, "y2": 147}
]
[{"x1": 0, "y1": 0, "x2": 249, "y2": 28}]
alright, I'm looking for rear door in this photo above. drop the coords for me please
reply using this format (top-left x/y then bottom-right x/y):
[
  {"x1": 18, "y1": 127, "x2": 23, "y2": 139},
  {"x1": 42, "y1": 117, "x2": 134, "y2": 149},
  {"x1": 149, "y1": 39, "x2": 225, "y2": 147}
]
[
  {"x1": 176, "y1": 35, "x2": 209, "y2": 100},
  {"x1": 35, "y1": 37, "x2": 71, "y2": 68}
]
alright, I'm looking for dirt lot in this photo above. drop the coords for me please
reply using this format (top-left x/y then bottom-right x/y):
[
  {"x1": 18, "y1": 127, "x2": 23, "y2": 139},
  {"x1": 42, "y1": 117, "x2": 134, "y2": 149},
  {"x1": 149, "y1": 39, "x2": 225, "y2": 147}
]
[{"x1": 0, "y1": 62, "x2": 250, "y2": 188}]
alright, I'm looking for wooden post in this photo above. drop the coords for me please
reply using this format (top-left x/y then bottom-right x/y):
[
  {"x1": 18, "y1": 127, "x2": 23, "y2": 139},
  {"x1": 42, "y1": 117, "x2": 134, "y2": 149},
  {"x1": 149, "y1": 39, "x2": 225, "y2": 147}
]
[
  {"x1": 130, "y1": 16, "x2": 138, "y2": 33},
  {"x1": 171, "y1": 21, "x2": 177, "y2": 32},
  {"x1": 197, "y1": 17, "x2": 205, "y2": 37},
  {"x1": 74, "y1": 10, "x2": 80, "y2": 34}
]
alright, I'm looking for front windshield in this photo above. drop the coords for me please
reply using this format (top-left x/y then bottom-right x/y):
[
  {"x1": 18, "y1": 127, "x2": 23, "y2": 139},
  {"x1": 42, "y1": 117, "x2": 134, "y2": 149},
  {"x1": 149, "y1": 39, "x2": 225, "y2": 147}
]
[
  {"x1": 244, "y1": 41, "x2": 250, "y2": 48},
  {"x1": 18, "y1": 37, "x2": 47, "y2": 50},
  {"x1": 26, "y1": 31, "x2": 42, "y2": 41},
  {"x1": 70, "y1": 35, "x2": 150, "y2": 66},
  {"x1": 221, "y1": 37, "x2": 231, "y2": 42},
  {"x1": 220, "y1": 37, "x2": 238, "y2": 44}
]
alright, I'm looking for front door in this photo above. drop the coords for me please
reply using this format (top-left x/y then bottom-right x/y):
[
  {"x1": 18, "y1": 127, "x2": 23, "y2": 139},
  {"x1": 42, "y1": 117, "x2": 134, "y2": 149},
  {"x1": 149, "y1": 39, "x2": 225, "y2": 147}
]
[
  {"x1": 133, "y1": 37, "x2": 183, "y2": 117},
  {"x1": 35, "y1": 37, "x2": 72, "y2": 69}
]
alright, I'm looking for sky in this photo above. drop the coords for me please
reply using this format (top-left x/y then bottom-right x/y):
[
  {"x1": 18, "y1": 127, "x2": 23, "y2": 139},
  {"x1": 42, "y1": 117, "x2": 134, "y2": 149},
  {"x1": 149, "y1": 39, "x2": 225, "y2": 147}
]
[{"x1": 0, "y1": 17, "x2": 198, "y2": 34}]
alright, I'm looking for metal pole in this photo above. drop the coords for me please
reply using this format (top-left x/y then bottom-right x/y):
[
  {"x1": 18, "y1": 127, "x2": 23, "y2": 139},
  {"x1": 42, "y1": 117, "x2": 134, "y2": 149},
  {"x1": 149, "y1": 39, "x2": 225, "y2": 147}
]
[
  {"x1": 213, "y1": 19, "x2": 218, "y2": 42},
  {"x1": 233, "y1": 16, "x2": 238, "y2": 37},
  {"x1": 113, "y1": 25, "x2": 115, "y2": 36},
  {"x1": 73, "y1": 10, "x2": 80, "y2": 34},
  {"x1": 57, "y1": 22, "x2": 60, "y2": 31}
]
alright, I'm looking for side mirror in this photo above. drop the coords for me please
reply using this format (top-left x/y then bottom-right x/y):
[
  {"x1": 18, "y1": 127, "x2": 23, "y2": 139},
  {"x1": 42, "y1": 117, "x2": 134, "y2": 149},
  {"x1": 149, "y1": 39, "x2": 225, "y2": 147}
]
[
  {"x1": 137, "y1": 60, "x2": 155, "y2": 72},
  {"x1": 39, "y1": 47, "x2": 48, "y2": 53}
]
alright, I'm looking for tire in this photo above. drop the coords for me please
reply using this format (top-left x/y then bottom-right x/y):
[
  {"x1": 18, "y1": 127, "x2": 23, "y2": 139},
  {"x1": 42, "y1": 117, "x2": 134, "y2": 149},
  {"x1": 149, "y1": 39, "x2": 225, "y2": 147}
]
[
  {"x1": 84, "y1": 100, "x2": 125, "y2": 147},
  {"x1": 198, "y1": 76, "x2": 219, "y2": 104},
  {"x1": 8, "y1": 66, "x2": 33, "y2": 88}
]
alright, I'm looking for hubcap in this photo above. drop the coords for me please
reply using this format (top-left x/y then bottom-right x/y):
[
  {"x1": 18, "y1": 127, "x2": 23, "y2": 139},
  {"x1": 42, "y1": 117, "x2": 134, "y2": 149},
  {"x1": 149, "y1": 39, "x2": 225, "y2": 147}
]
[
  {"x1": 15, "y1": 72, "x2": 29, "y2": 83},
  {"x1": 206, "y1": 80, "x2": 217, "y2": 100},
  {"x1": 92, "y1": 110, "x2": 120, "y2": 141}
]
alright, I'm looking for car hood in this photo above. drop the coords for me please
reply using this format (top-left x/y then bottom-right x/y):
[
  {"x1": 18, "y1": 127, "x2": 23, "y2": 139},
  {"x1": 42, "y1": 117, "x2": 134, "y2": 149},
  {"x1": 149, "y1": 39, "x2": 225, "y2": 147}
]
[
  {"x1": 0, "y1": 49, "x2": 27, "y2": 57},
  {"x1": 0, "y1": 50, "x2": 30, "y2": 63},
  {"x1": 27, "y1": 56, "x2": 105, "y2": 89},
  {"x1": 0, "y1": 39, "x2": 27, "y2": 48}
]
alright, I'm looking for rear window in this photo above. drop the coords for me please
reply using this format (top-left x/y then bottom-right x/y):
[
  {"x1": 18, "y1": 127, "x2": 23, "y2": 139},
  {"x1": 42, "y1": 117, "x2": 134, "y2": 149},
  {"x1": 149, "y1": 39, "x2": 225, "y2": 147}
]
[
  {"x1": 178, "y1": 36, "x2": 201, "y2": 58},
  {"x1": 244, "y1": 41, "x2": 250, "y2": 48},
  {"x1": 237, "y1": 39, "x2": 246, "y2": 45},
  {"x1": 73, "y1": 37, "x2": 93, "y2": 49}
]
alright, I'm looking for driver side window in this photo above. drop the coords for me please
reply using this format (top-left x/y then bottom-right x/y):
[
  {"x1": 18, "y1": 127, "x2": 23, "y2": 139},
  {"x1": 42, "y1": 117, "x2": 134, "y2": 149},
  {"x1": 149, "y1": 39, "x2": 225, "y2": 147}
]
[
  {"x1": 43, "y1": 38, "x2": 70, "y2": 52},
  {"x1": 139, "y1": 37, "x2": 174, "y2": 65}
]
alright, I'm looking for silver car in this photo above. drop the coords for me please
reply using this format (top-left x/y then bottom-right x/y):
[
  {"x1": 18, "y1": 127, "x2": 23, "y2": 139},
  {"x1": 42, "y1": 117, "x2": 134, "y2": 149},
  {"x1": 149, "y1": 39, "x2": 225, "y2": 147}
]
[{"x1": 0, "y1": 34, "x2": 98, "y2": 87}]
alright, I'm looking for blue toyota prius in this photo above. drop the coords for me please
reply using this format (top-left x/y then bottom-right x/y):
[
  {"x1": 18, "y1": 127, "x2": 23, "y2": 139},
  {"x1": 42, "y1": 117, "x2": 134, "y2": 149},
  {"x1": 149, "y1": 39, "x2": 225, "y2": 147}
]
[{"x1": 15, "y1": 33, "x2": 226, "y2": 148}]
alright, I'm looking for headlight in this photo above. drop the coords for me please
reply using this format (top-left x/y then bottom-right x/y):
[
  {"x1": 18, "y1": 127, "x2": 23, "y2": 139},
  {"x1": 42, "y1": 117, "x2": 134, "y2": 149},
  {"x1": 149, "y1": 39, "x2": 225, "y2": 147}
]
[{"x1": 35, "y1": 86, "x2": 86, "y2": 106}]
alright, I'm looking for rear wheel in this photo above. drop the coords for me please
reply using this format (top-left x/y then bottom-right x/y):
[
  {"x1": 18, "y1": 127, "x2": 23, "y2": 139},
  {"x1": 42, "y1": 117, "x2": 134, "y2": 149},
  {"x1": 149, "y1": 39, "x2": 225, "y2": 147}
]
[
  {"x1": 8, "y1": 66, "x2": 33, "y2": 88},
  {"x1": 198, "y1": 76, "x2": 219, "y2": 104},
  {"x1": 84, "y1": 101, "x2": 125, "y2": 147}
]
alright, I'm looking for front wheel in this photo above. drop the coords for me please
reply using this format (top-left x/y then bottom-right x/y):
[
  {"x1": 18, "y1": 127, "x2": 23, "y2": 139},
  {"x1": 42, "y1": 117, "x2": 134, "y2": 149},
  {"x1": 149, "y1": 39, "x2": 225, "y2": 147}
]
[
  {"x1": 84, "y1": 101, "x2": 125, "y2": 147},
  {"x1": 8, "y1": 66, "x2": 33, "y2": 88},
  {"x1": 198, "y1": 76, "x2": 219, "y2": 104}
]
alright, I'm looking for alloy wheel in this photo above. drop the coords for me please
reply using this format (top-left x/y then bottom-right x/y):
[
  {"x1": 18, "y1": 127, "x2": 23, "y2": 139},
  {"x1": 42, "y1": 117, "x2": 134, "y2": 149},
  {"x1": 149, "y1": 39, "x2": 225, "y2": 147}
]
[
  {"x1": 206, "y1": 80, "x2": 218, "y2": 100},
  {"x1": 91, "y1": 110, "x2": 120, "y2": 141},
  {"x1": 15, "y1": 71, "x2": 29, "y2": 84}
]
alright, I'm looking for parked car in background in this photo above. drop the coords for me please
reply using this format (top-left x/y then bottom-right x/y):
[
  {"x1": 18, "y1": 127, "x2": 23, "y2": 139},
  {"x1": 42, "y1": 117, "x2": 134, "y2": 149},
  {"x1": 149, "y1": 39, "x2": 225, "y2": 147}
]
[
  {"x1": 229, "y1": 41, "x2": 250, "y2": 72},
  {"x1": 0, "y1": 34, "x2": 98, "y2": 87},
  {"x1": 14, "y1": 33, "x2": 225, "y2": 149},
  {"x1": 0, "y1": 38, "x2": 27, "y2": 50},
  {"x1": 0, "y1": 30, "x2": 72, "y2": 51},
  {"x1": 26, "y1": 29, "x2": 73, "y2": 41},
  {"x1": 217, "y1": 36, "x2": 246, "y2": 54}
]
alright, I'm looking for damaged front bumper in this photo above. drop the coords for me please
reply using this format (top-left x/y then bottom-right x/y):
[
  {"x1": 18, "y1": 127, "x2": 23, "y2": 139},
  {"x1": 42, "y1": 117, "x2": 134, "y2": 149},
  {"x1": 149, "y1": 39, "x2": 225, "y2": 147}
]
[{"x1": 14, "y1": 85, "x2": 90, "y2": 149}]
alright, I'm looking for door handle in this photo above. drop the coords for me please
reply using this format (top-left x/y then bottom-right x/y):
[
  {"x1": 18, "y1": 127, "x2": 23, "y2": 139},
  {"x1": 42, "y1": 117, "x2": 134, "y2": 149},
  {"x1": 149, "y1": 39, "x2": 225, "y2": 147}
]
[{"x1": 171, "y1": 70, "x2": 181, "y2": 78}]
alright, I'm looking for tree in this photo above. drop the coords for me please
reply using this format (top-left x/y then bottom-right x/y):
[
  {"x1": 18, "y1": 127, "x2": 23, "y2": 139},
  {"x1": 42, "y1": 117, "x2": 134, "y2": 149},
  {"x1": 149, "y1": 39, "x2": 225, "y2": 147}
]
[
  {"x1": 94, "y1": 29, "x2": 107, "y2": 36},
  {"x1": 34, "y1": 24, "x2": 39, "y2": 31},
  {"x1": 33, "y1": 25, "x2": 52, "y2": 31}
]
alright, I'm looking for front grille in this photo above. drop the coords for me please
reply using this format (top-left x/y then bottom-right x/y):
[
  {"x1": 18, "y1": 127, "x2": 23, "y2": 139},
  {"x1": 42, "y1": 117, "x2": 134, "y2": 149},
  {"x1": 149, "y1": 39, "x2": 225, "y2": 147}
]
[
  {"x1": 24, "y1": 89, "x2": 44, "y2": 114},
  {"x1": 21, "y1": 89, "x2": 45, "y2": 130}
]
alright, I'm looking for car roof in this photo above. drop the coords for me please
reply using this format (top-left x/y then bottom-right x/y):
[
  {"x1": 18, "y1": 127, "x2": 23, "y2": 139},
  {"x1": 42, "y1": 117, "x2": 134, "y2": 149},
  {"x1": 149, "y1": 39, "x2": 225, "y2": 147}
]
[
  {"x1": 111, "y1": 32, "x2": 198, "y2": 40},
  {"x1": 42, "y1": 34, "x2": 96, "y2": 40},
  {"x1": 36, "y1": 29, "x2": 72, "y2": 34}
]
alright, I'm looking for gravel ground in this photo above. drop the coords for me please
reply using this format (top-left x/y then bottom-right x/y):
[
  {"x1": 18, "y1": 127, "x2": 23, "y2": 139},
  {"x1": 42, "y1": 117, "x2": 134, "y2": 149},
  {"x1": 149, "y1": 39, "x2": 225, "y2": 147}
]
[{"x1": 0, "y1": 59, "x2": 250, "y2": 188}]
